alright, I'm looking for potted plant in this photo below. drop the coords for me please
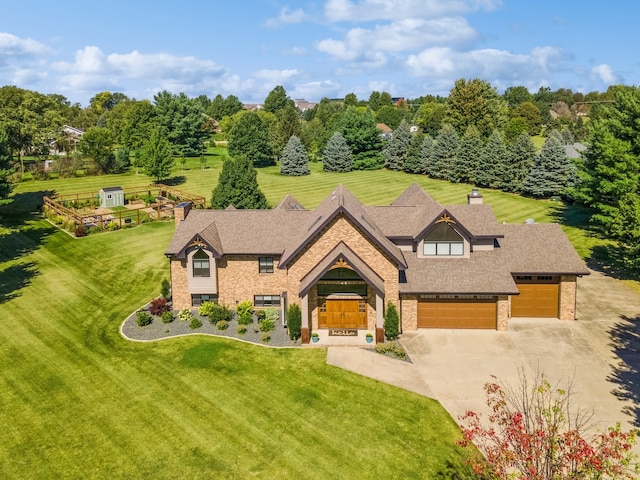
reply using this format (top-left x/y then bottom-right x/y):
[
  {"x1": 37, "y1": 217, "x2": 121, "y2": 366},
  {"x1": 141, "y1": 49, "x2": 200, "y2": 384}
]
[
  {"x1": 365, "y1": 332, "x2": 373, "y2": 344},
  {"x1": 311, "y1": 332, "x2": 319, "y2": 343}
]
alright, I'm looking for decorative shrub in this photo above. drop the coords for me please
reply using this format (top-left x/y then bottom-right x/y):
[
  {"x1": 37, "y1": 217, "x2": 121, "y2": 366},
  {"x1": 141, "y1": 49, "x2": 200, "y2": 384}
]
[
  {"x1": 88, "y1": 226, "x2": 102, "y2": 235},
  {"x1": 259, "y1": 318, "x2": 275, "y2": 332},
  {"x1": 178, "y1": 308, "x2": 193, "y2": 322},
  {"x1": 136, "y1": 311, "x2": 152, "y2": 327},
  {"x1": 236, "y1": 300, "x2": 253, "y2": 317},
  {"x1": 375, "y1": 341, "x2": 406, "y2": 360},
  {"x1": 189, "y1": 317, "x2": 203, "y2": 329},
  {"x1": 287, "y1": 304, "x2": 302, "y2": 340},
  {"x1": 160, "y1": 279, "x2": 170, "y2": 299},
  {"x1": 384, "y1": 302, "x2": 400, "y2": 340},
  {"x1": 106, "y1": 221, "x2": 119, "y2": 231},
  {"x1": 149, "y1": 297, "x2": 171, "y2": 316},
  {"x1": 265, "y1": 307, "x2": 279, "y2": 323},
  {"x1": 198, "y1": 301, "x2": 217, "y2": 317},
  {"x1": 237, "y1": 324, "x2": 247, "y2": 335},
  {"x1": 237, "y1": 311, "x2": 253, "y2": 326},
  {"x1": 261, "y1": 332, "x2": 271, "y2": 343},
  {"x1": 161, "y1": 311, "x2": 174, "y2": 324},
  {"x1": 74, "y1": 225, "x2": 87, "y2": 237},
  {"x1": 216, "y1": 320, "x2": 229, "y2": 330}
]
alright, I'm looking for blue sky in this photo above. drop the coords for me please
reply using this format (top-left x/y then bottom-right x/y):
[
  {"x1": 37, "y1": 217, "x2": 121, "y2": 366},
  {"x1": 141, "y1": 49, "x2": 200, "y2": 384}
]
[{"x1": 0, "y1": 0, "x2": 636, "y2": 106}]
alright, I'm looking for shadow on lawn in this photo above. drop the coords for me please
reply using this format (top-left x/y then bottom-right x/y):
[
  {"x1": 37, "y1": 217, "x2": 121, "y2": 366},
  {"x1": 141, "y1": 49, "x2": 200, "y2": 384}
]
[
  {"x1": 162, "y1": 175, "x2": 186, "y2": 187},
  {"x1": 0, "y1": 262, "x2": 38, "y2": 304},
  {"x1": 608, "y1": 315, "x2": 640, "y2": 426},
  {"x1": 0, "y1": 190, "x2": 54, "y2": 229}
]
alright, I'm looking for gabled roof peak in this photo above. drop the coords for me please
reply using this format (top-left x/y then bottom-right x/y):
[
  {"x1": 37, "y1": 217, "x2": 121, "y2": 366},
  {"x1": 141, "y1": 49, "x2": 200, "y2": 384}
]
[{"x1": 391, "y1": 183, "x2": 441, "y2": 208}]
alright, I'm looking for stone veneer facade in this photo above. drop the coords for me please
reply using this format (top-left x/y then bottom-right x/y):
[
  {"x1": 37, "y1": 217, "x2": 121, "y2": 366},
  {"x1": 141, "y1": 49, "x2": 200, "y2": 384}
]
[{"x1": 559, "y1": 275, "x2": 577, "y2": 321}]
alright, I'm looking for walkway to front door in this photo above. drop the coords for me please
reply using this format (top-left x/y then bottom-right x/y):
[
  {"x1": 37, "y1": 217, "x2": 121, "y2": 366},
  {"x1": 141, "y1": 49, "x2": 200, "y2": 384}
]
[{"x1": 319, "y1": 298, "x2": 367, "y2": 329}]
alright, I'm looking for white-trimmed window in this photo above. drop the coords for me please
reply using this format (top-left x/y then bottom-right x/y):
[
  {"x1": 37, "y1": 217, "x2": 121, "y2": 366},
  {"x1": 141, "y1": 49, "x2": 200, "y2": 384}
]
[
  {"x1": 254, "y1": 295, "x2": 281, "y2": 307},
  {"x1": 191, "y1": 294, "x2": 217, "y2": 306},
  {"x1": 423, "y1": 223, "x2": 464, "y2": 256},
  {"x1": 192, "y1": 249, "x2": 210, "y2": 277}
]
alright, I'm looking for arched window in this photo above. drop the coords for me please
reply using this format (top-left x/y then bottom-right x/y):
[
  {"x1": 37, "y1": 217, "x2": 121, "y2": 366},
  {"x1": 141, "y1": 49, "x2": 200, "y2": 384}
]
[
  {"x1": 192, "y1": 249, "x2": 210, "y2": 277},
  {"x1": 423, "y1": 223, "x2": 464, "y2": 256}
]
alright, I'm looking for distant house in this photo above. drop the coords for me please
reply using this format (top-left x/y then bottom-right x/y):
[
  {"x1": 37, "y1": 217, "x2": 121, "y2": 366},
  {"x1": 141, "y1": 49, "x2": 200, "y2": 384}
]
[
  {"x1": 50, "y1": 125, "x2": 84, "y2": 155},
  {"x1": 293, "y1": 99, "x2": 318, "y2": 111},
  {"x1": 376, "y1": 123, "x2": 393, "y2": 140},
  {"x1": 99, "y1": 187, "x2": 124, "y2": 208},
  {"x1": 243, "y1": 103, "x2": 263, "y2": 111}
]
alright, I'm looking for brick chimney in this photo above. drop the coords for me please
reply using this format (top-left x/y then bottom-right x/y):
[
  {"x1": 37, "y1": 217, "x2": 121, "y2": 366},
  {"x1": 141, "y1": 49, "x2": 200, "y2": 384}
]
[
  {"x1": 467, "y1": 188, "x2": 483, "y2": 205},
  {"x1": 174, "y1": 201, "x2": 192, "y2": 227}
]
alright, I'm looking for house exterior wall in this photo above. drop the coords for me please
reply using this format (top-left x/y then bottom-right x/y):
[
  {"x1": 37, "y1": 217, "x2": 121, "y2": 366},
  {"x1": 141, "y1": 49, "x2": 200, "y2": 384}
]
[
  {"x1": 497, "y1": 295, "x2": 509, "y2": 331},
  {"x1": 559, "y1": 275, "x2": 577, "y2": 320},
  {"x1": 400, "y1": 295, "x2": 418, "y2": 331},
  {"x1": 286, "y1": 215, "x2": 400, "y2": 310},
  {"x1": 170, "y1": 258, "x2": 190, "y2": 309},
  {"x1": 186, "y1": 249, "x2": 217, "y2": 294},
  {"x1": 216, "y1": 255, "x2": 288, "y2": 308}
]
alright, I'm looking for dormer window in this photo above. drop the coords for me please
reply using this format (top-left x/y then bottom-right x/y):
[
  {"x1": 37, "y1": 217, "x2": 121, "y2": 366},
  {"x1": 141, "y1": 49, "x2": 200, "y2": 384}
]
[
  {"x1": 423, "y1": 222, "x2": 464, "y2": 256},
  {"x1": 192, "y1": 249, "x2": 210, "y2": 277}
]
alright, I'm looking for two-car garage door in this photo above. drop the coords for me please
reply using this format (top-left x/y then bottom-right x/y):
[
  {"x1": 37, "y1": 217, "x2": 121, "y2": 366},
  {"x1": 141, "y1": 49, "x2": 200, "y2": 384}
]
[{"x1": 418, "y1": 297, "x2": 497, "y2": 329}]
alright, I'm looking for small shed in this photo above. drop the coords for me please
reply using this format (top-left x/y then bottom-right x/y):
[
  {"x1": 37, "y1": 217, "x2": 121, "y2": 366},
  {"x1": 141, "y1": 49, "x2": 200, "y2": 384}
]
[{"x1": 99, "y1": 186, "x2": 125, "y2": 208}]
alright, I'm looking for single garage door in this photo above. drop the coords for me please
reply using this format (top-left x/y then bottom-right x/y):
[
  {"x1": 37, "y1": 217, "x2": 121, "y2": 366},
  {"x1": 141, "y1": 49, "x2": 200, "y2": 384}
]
[
  {"x1": 511, "y1": 276, "x2": 559, "y2": 318},
  {"x1": 418, "y1": 297, "x2": 497, "y2": 329}
]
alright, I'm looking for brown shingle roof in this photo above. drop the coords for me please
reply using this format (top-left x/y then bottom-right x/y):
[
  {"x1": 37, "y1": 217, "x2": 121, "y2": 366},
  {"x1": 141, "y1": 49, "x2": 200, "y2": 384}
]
[
  {"x1": 442, "y1": 204, "x2": 503, "y2": 238},
  {"x1": 278, "y1": 185, "x2": 407, "y2": 269},
  {"x1": 391, "y1": 183, "x2": 440, "y2": 207},
  {"x1": 274, "y1": 194, "x2": 305, "y2": 210},
  {"x1": 496, "y1": 223, "x2": 589, "y2": 275}
]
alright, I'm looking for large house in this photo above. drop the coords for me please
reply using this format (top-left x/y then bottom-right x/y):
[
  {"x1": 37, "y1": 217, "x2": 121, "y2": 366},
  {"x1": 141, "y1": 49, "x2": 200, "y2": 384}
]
[{"x1": 165, "y1": 184, "x2": 589, "y2": 345}]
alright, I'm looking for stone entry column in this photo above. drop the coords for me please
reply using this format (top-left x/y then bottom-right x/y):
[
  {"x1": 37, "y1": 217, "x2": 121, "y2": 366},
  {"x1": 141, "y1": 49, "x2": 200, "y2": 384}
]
[
  {"x1": 301, "y1": 294, "x2": 310, "y2": 344},
  {"x1": 375, "y1": 293, "x2": 385, "y2": 343}
]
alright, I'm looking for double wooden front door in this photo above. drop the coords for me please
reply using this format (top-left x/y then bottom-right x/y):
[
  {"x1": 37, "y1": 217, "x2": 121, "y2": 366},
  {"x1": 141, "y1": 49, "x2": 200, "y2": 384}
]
[{"x1": 319, "y1": 299, "x2": 367, "y2": 329}]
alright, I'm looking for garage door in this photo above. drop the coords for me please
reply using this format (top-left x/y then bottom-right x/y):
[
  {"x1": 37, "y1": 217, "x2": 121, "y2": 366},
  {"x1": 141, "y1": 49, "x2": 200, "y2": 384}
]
[
  {"x1": 511, "y1": 282, "x2": 559, "y2": 318},
  {"x1": 418, "y1": 298, "x2": 497, "y2": 329}
]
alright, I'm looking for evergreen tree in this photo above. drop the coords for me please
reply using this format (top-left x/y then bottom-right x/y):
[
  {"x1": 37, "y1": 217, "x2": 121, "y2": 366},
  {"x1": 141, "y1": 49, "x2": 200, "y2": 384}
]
[
  {"x1": 452, "y1": 125, "x2": 482, "y2": 184},
  {"x1": 476, "y1": 130, "x2": 508, "y2": 189},
  {"x1": 430, "y1": 124, "x2": 458, "y2": 180},
  {"x1": 227, "y1": 111, "x2": 275, "y2": 167},
  {"x1": 322, "y1": 131, "x2": 353, "y2": 172},
  {"x1": 0, "y1": 129, "x2": 14, "y2": 204},
  {"x1": 273, "y1": 103, "x2": 302, "y2": 156},
  {"x1": 523, "y1": 135, "x2": 573, "y2": 198},
  {"x1": 383, "y1": 119, "x2": 412, "y2": 171},
  {"x1": 336, "y1": 107, "x2": 383, "y2": 170},
  {"x1": 504, "y1": 133, "x2": 536, "y2": 192},
  {"x1": 211, "y1": 157, "x2": 268, "y2": 209},
  {"x1": 263, "y1": 85, "x2": 291, "y2": 114},
  {"x1": 573, "y1": 86, "x2": 640, "y2": 237},
  {"x1": 384, "y1": 302, "x2": 399, "y2": 340},
  {"x1": 422, "y1": 135, "x2": 436, "y2": 177},
  {"x1": 403, "y1": 132, "x2": 427, "y2": 174},
  {"x1": 279, "y1": 136, "x2": 310, "y2": 176},
  {"x1": 141, "y1": 128, "x2": 174, "y2": 182},
  {"x1": 153, "y1": 91, "x2": 207, "y2": 157}
]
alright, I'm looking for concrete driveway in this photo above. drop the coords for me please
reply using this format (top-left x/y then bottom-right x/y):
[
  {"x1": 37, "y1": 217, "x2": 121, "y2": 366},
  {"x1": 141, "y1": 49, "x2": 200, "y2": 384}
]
[{"x1": 399, "y1": 269, "x2": 640, "y2": 434}]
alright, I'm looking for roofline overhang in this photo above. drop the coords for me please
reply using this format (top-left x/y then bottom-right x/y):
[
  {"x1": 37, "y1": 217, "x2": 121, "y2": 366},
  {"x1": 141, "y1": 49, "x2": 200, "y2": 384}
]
[
  {"x1": 174, "y1": 234, "x2": 222, "y2": 259},
  {"x1": 413, "y1": 208, "x2": 475, "y2": 244},
  {"x1": 510, "y1": 271, "x2": 590, "y2": 276},
  {"x1": 399, "y1": 290, "x2": 520, "y2": 296}
]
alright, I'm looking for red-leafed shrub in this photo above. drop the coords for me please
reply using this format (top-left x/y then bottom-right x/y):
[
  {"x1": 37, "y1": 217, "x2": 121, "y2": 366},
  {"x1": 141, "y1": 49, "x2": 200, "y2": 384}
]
[{"x1": 149, "y1": 297, "x2": 170, "y2": 316}]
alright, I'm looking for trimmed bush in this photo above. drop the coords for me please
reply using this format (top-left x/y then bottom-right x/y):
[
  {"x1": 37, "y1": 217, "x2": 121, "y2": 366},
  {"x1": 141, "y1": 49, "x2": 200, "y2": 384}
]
[
  {"x1": 261, "y1": 332, "x2": 271, "y2": 343},
  {"x1": 178, "y1": 308, "x2": 193, "y2": 322},
  {"x1": 265, "y1": 307, "x2": 279, "y2": 323},
  {"x1": 237, "y1": 324, "x2": 247, "y2": 335},
  {"x1": 287, "y1": 304, "x2": 302, "y2": 340},
  {"x1": 259, "y1": 318, "x2": 275, "y2": 332},
  {"x1": 237, "y1": 311, "x2": 253, "y2": 326},
  {"x1": 149, "y1": 298, "x2": 170, "y2": 316},
  {"x1": 202, "y1": 302, "x2": 233, "y2": 324},
  {"x1": 216, "y1": 320, "x2": 229, "y2": 331},
  {"x1": 236, "y1": 300, "x2": 253, "y2": 317},
  {"x1": 75, "y1": 225, "x2": 87, "y2": 237},
  {"x1": 198, "y1": 301, "x2": 217, "y2": 317},
  {"x1": 189, "y1": 317, "x2": 203, "y2": 329},
  {"x1": 160, "y1": 279, "x2": 170, "y2": 299},
  {"x1": 384, "y1": 302, "x2": 400, "y2": 340},
  {"x1": 136, "y1": 311, "x2": 152, "y2": 327},
  {"x1": 375, "y1": 341, "x2": 406, "y2": 360},
  {"x1": 161, "y1": 311, "x2": 174, "y2": 324}
]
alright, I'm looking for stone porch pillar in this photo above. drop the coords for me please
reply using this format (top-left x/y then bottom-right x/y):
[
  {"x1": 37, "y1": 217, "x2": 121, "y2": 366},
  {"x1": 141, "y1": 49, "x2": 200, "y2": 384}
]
[
  {"x1": 301, "y1": 294, "x2": 310, "y2": 344},
  {"x1": 375, "y1": 293, "x2": 385, "y2": 343}
]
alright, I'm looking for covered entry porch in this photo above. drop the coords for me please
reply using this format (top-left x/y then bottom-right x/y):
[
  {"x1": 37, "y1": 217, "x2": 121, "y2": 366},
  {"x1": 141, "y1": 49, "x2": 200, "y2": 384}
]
[{"x1": 298, "y1": 243, "x2": 386, "y2": 345}]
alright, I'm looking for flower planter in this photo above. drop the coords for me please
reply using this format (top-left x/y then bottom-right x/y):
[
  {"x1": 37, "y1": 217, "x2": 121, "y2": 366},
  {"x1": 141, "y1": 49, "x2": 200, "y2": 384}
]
[
  {"x1": 311, "y1": 335, "x2": 319, "y2": 343},
  {"x1": 365, "y1": 336, "x2": 373, "y2": 344}
]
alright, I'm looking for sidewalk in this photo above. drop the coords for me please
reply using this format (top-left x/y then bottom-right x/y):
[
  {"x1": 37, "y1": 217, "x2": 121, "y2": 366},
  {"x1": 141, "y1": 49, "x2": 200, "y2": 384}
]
[{"x1": 326, "y1": 346, "x2": 434, "y2": 398}]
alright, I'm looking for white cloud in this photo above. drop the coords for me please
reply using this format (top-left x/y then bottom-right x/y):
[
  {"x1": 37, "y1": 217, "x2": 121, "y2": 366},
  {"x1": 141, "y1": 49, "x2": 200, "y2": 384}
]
[
  {"x1": 0, "y1": 32, "x2": 52, "y2": 88},
  {"x1": 52, "y1": 46, "x2": 225, "y2": 96},
  {"x1": 406, "y1": 46, "x2": 567, "y2": 82},
  {"x1": 0, "y1": 32, "x2": 51, "y2": 58},
  {"x1": 283, "y1": 46, "x2": 308, "y2": 56},
  {"x1": 265, "y1": 7, "x2": 306, "y2": 28},
  {"x1": 590, "y1": 63, "x2": 621, "y2": 85},
  {"x1": 291, "y1": 80, "x2": 342, "y2": 99},
  {"x1": 324, "y1": 0, "x2": 502, "y2": 22}
]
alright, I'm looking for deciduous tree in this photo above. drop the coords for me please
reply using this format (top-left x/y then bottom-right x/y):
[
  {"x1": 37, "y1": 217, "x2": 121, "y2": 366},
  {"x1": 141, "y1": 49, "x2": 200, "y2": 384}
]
[
  {"x1": 0, "y1": 129, "x2": 14, "y2": 204},
  {"x1": 446, "y1": 78, "x2": 508, "y2": 138},
  {"x1": 78, "y1": 127, "x2": 118, "y2": 174},
  {"x1": 336, "y1": 107, "x2": 383, "y2": 170},
  {"x1": 228, "y1": 111, "x2": 275, "y2": 167},
  {"x1": 141, "y1": 128, "x2": 174, "y2": 182}
]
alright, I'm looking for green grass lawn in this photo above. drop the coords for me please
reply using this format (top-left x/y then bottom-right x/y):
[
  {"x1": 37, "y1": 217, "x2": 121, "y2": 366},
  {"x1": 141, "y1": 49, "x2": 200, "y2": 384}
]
[{"x1": 1, "y1": 172, "x2": 478, "y2": 477}]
